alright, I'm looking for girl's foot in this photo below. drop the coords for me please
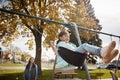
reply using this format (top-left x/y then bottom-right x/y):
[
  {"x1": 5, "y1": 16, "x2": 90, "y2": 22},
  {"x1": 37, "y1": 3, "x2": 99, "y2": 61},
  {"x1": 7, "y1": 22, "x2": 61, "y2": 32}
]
[
  {"x1": 101, "y1": 41, "x2": 116, "y2": 63},
  {"x1": 103, "y1": 49, "x2": 119, "y2": 63}
]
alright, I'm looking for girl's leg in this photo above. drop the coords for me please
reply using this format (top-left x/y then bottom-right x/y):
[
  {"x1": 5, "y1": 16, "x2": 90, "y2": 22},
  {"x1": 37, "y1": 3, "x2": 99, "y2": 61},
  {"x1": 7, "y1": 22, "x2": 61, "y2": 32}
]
[
  {"x1": 75, "y1": 41, "x2": 119, "y2": 63},
  {"x1": 75, "y1": 43, "x2": 101, "y2": 57}
]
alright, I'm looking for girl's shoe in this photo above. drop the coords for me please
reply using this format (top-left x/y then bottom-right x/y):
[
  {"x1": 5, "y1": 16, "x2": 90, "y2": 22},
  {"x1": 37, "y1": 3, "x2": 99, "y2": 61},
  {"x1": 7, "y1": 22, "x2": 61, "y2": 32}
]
[
  {"x1": 101, "y1": 41, "x2": 116, "y2": 63},
  {"x1": 103, "y1": 49, "x2": 119, "y2": 63}
]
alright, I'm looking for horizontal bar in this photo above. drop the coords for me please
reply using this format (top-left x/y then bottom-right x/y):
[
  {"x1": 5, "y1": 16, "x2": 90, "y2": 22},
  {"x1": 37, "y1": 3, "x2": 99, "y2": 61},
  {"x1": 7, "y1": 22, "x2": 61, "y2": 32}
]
[
  {"x1": 0, "y1": 8, "x2": 120, "y2": 38},
  {"x1": 78, "y1": 26, "x2": 120, "y2": 38},
  {"x1": 0, "y1": 8, "x2": 68, "y2": 26}
]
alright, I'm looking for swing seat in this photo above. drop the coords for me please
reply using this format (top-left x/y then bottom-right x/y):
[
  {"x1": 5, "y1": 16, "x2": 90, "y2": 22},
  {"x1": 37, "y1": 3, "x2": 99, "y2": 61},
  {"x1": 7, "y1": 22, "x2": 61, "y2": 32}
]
[{"x1": 58, "y1": 47, "x2": 87, "y2": 67}]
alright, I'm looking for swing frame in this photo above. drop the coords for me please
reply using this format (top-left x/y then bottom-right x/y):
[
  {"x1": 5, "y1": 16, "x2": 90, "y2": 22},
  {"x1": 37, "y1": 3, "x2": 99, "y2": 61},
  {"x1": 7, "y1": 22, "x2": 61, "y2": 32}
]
[{"x1": 1, "y1": 8, "x2": 120, "y2": 80}]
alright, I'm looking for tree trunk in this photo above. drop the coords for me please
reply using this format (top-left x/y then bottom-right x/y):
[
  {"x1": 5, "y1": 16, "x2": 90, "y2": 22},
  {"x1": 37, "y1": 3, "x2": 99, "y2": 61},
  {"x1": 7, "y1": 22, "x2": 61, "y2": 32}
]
[{"x1": 34, "y1": 28, "x2": 43, "y2": 76}]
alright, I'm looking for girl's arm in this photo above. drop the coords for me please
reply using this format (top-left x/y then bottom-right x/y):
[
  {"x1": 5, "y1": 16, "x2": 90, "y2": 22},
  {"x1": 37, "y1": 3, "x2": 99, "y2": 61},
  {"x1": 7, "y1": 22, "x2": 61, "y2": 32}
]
[{"x1": 50, "y1": 41, "x2": 58, "y2": 55}]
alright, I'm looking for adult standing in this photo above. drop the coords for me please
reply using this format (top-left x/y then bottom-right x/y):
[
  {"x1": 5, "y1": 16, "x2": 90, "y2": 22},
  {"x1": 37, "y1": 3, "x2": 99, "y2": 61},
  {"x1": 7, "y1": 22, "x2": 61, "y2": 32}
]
[{"x1": 23, "y1": 57, "x2": 38, "y2": 80}]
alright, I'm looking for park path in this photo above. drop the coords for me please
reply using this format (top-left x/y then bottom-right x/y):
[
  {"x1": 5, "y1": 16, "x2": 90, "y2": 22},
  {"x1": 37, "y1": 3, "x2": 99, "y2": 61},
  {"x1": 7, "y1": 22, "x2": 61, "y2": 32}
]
[
  {"x1": 0, "y1": 66, "x2": 51, "y2": 70},
  {"x1": 0, "y1": 66, "x2": 25, "y2": 70}
]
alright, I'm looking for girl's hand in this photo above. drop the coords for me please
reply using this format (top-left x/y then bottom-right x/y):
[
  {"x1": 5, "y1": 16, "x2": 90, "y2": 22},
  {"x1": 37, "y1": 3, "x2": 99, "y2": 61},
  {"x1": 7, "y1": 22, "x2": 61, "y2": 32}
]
[
  {"x1": 50, "y1": 41, "x2": 58, "y2": 55},
  {"x1": 50, "y1": 41, "x2": 54, "y2": 47}
]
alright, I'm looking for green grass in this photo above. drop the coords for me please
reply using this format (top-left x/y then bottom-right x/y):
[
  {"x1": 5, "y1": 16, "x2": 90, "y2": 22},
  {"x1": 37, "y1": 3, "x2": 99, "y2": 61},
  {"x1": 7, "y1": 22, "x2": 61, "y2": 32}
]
[
  {"x1": 0, "y1": 69, "x2": 23, "y2": 80},
  {"x1": 0, "y1": 69, "x2": 120, "y2": 80},
  {"x1": 0, "y1": 62, "x2": 120, "y2": 80},
  {"x1": 0, "y1": 69, "x2": 52, "y2": 80},
  {"x1": 77, "y1": 69, "x2": 120, "y2": 79}
]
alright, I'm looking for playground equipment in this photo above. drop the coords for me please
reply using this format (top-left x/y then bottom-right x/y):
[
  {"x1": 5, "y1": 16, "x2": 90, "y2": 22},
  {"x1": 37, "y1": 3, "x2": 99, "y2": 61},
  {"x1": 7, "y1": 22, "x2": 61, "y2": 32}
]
[{"x1": 0, "y1": 8, "x2": 120, "y2": 80}]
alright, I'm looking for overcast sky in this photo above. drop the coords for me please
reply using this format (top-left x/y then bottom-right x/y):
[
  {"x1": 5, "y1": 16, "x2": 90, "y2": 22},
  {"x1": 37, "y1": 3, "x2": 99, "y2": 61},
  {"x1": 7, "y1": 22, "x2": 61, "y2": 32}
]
[
  {"x1": 91, "y1": 0, "x2": 120, "y2": 47},
  {"x1": 1, "y1": 0, "x2": 120, "y2": 59}
]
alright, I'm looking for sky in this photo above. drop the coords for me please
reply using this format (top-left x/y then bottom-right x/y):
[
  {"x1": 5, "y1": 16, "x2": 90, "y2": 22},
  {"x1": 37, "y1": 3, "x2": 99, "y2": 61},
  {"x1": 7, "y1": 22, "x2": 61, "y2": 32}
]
[
  {"x1": 0, "y1": 0, "x2": 120, "y2": 59},
  {"x1": 91, "y1": 0, "x2": 120, "y2": 46},
  {"x1": 91, "y1": 0, "x2": 120, "y2": 60}
]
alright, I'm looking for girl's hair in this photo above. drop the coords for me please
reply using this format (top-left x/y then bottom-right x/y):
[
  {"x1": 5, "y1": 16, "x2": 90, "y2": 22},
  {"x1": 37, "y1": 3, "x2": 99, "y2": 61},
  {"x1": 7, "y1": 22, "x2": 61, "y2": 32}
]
[
  {"x1": 26, "y1": 57, "x2": 35, "y2": 68},
  {"x1": 56, "y1": 30, "x2": 68, "y2": 44}
]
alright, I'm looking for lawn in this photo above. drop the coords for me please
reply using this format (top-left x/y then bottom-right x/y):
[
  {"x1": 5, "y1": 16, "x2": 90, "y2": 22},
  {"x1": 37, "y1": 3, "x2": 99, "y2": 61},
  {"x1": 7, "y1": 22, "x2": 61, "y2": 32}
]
[
  {"x1": 0, "y1": 61, "x2": 120, "y2": 80},
  {"x1": 0, "y1": 69, "x2": 120, "y2": 80}
]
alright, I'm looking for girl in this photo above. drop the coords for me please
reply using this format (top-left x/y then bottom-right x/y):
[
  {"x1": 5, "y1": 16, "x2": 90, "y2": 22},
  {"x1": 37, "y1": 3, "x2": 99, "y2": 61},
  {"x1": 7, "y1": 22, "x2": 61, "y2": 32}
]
[
  {"x1": 23, "y1": 57, "x2": 38, "y2": 80},
  {"x1": 50, "y1": 30, "x2": 119, "y2": 69}
]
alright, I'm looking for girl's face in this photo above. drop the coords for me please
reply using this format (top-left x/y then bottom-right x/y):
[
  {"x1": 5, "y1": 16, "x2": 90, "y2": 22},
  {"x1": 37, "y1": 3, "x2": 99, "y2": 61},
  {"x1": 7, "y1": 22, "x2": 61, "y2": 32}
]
[
  {"x1": 30, "y1": 57, "x2": 35, "y2": 64},
  {"x1": 60, "y1": 32, "x2": 70, "y2": 42}
]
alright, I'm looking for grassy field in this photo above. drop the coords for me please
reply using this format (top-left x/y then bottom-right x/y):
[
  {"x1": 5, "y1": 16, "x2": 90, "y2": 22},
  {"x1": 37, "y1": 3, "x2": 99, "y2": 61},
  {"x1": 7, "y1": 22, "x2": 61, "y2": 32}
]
[
  {"x1": 0, "y1": 62, "x2": 120, "y2": 80},
  {"x1": 0, "y1": 69, "x2": 120, "y2": 80}
]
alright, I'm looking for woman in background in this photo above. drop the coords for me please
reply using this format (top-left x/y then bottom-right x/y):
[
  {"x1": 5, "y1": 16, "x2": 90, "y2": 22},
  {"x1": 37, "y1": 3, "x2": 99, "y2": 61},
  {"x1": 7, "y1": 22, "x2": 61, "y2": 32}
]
[{"x1": 23, "y1": 57, "x2": 38, "y2": 80}]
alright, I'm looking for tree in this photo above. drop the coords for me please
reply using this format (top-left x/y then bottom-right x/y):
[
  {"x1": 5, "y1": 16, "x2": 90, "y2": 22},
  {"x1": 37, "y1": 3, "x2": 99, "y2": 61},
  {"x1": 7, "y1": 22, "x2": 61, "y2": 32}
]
[
  {"x1": 0, "y1": 0, "x2": 101, "y2": 75},
  {"x1": 68, "y1": 0, "x2": 101, "y2": 42},
  {"x1": 21, "y1": 52, "x2": 31, "y2": 62},
  {"x1": 7, "y1": 45, "x2": 22, "y2": 63},
  {"x1": 3, "y1": 46, "x2": 31, "y2": 62},
  {"x1": 66, "y1": 0, "x2": 102, "y2": 64},
  {"x1": 0, "y1": 0, "x2": 79, "y2": 75}
]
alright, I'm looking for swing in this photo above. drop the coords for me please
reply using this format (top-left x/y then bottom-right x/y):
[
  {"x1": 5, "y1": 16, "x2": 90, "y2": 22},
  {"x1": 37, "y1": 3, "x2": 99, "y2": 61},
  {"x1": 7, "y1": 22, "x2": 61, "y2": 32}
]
[
  {"x1": 51, "y1": 23, "x2": 91, "y2": 80},
  {"x1": 58, "y1": 47, "x2": 87, "y2": 66},
  {"x1": 51, "y1": 43, "x2": 87, "y2": 79},
  {"x1": 53, "y1": 55, "x2": 77, "y2": 79}
]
